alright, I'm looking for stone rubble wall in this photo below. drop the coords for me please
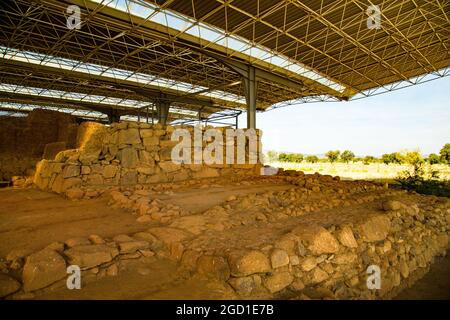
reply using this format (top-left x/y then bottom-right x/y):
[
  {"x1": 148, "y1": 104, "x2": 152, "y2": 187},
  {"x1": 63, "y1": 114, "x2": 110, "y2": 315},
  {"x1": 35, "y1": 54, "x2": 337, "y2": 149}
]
[
  {"x1": 1, "y1": 173, "x2": 448, "y2": 299},
  {"x1": 33, "y1": 121, "x2": 262, "y2": 193}
]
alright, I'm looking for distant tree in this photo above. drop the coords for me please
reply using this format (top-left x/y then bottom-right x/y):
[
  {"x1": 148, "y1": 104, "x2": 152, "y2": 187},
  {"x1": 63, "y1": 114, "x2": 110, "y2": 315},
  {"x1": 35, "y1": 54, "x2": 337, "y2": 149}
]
[
  {"x1": 265, "y1": 150, "x2": 279, "y2": 162},
  {"x1": 403, "y1": 151, "x2": 423, "y2": 166},
  {"x1": 340, "y1": 150, "x2": 355, "y2": 163},
  {"x1": 363, "y1": 155, "x2": 377, "y2": 165},
  {"x1": 440, "y1": 143, "x2": 450, "y2": 164},
  {"x1": 305, "y1": 155, "x2": 319, "y2": 163},
  {"x1": 278, "y1": 153, "x2": 303, "y2": 163},
  {"x1": 325, "y1": 150, "x2": 341, "y2": 163},
  {"x1": 427, "y1": 153, "x2": 440, "y2": 165},
  {"x1": 381, "y1": 152, "x2": 403, "y2": 164},
  {"x1": 278, "y1": 153, "x2": 289, "y2": 162},
  {"x1": 290, "y1": 153, "x2": 304, "y2": 163}
]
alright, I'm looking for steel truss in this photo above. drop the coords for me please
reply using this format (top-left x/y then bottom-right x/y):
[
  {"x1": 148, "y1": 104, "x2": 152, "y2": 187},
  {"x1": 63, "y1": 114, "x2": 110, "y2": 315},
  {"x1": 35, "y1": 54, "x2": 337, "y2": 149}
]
[{"x1": 0, "y1": 0, "x2": 448, "y2": 126}]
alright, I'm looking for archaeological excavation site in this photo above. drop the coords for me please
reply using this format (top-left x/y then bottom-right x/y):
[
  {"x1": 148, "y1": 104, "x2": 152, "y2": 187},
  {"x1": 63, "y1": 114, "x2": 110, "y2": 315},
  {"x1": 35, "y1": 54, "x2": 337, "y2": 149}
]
[{"x1": 0, "y1": 0, "x2": 449, "y2": 304}]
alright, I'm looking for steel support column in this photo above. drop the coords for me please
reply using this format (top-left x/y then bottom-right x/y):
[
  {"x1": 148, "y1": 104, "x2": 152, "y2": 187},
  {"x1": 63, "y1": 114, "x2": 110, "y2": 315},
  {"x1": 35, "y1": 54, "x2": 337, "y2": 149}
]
[
  {"x1": 244, "y1": 65, "x2": 256, "y2": 129},
  {"x1": 107, "y1": 109, "x2": 121, "y2": 124},
  {"x1": 156, "y1": 100, "x2": 170, "y2": 125}
]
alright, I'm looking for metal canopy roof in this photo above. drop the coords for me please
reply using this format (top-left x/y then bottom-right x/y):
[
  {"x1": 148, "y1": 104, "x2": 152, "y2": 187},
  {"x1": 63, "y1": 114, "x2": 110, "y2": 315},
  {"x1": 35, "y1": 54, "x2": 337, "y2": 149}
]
[{"x1": 0, "y1": 0, "x2": 449, "y2": 123}]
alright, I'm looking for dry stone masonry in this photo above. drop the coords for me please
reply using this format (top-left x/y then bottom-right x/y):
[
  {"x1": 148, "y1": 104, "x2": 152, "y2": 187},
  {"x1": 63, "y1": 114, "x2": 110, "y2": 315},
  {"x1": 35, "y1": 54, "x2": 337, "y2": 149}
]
[
  {"x1": 1, "y1": 170, "x2": 448, "y2": 299},
  {"x1": 33, "y1": 121, "x2": 262, "y2": 195}
]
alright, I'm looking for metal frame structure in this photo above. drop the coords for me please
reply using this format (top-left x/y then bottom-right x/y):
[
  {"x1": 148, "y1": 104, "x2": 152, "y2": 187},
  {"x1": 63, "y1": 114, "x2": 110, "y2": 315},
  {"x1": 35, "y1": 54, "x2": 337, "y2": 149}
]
[{"x1": 0, "y1": 0, "x2": 449, "y2": 127}]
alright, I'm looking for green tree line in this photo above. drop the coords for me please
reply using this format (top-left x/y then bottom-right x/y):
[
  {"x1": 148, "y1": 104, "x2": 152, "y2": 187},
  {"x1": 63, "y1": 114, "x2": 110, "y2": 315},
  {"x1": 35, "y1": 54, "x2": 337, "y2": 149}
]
[{"x1": 266, "y1": 143, "x2": 450, "y2": 165}]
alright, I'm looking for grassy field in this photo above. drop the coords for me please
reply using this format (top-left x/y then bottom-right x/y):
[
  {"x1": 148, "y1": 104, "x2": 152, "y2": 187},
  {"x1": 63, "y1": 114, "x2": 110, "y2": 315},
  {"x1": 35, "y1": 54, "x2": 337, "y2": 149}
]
[{"x1": 267, "y1": 161, "x2": 450, "y2": 182}]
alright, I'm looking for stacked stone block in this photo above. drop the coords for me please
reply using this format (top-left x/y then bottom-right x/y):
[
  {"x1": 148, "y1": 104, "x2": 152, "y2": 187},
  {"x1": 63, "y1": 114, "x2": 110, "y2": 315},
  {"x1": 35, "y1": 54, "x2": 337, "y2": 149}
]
[{"x1": 34, "y1": 121, "x2": 262, "y2": 193}]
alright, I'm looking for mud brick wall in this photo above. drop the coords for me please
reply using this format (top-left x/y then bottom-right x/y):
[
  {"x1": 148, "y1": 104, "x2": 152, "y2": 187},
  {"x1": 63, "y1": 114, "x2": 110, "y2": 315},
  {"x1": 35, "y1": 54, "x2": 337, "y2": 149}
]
[
  {"x1": 0, "y1": 109, "x2": 78, "y2": 181},
  {"x1": 34, "y1": 121, "x2": 263, "y2": 193}
]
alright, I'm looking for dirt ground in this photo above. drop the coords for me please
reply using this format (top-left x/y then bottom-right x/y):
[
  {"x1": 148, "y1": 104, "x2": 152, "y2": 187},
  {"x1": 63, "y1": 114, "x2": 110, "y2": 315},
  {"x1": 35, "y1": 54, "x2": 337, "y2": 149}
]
[{"x1": 0, "y1": 181, "x2": 449, "y2": 300}]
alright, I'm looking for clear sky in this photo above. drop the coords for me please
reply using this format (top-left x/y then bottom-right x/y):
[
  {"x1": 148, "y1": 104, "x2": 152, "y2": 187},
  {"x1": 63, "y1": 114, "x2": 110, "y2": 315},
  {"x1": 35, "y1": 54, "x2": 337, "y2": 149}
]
[{"x1": 237, "y1": 76, "x2": 450, "y2": 157}]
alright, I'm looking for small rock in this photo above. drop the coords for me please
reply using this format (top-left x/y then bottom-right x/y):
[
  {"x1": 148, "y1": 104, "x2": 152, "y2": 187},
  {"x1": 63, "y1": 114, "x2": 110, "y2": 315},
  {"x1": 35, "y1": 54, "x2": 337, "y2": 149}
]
[
  {"x1": 300, "y1": 257, "x2": 317, "y2": 272},
  {"x1": 0, "y1": 273, "x2": 21, "y2": 298},
  {"x1": 309, "y1": 267, "x2": 329, "y2": 284},
  {"x1": 66, "y1": 188, "x2": 84, "y2": 200},
  {"x1": 289, "y1": 278, "x2": 305, "y2": 291},
  {"x1": 228, "y1": 276, "x2": 257, "y2": 295},
  {"x1": 88, "y1": 234, "x2": 106, "y2": 245},
  {"x1": 336, "y1": 226, "x2": 358, "y2": 248},
  {"x1": 264, "y1": 271, "x2": 293, "y2": 293},
  {"x1": 270, "y1": 249, "x2": 290, "y2": 269},
  {"x1": 65, "y1": 237, "x2": 91, "y2": 248},
  {"x1": 136, "y1": 215, "x2": 153, "y2": 223}
]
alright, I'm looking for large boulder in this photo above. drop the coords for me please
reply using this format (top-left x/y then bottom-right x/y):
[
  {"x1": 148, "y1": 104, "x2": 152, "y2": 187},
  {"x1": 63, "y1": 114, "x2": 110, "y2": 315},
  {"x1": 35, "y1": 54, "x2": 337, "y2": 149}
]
[{"x1": 22, "y1": 249, "x2": 67, "y2": 292}]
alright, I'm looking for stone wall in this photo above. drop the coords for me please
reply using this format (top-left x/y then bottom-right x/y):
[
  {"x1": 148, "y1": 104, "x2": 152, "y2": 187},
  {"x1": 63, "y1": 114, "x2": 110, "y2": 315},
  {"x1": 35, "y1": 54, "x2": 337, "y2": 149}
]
[
  {"x1": 0, "y1": 109, "x2": 78, "y2": 181},
  {"x1": 33, "y1": 121, "x2": 262, "y2": 193}
]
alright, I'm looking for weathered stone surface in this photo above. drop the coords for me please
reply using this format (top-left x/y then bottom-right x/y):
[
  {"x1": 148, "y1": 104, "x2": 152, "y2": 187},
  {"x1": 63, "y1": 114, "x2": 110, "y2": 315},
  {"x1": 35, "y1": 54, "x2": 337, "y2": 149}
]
[
  {"x1": 227, "y1": 250, "x2": 271, "y2": 277},
  {"x1": 159, "y1": 161, "x2": 181, "y2": 173},
  {"x1": 66, "y1": 188, "x2": 84, "y2": 200},
  {"x1": 292, "y1": 224, "x2": 340, "y2": 255},
  {"x1": 121, "y1": 171, "x2": 137, "y2": 185},
  {"x1": 118, "y1": 128, "x2": 141, "y2": 145},
  {"x1": 333, "y1": 252, "x2": 358, "y2": 265},
  {"x1": 359, "y1": 215, "x2": 391, "y2": 242},
  {"x1": 62, "y1": 165, "x2": 80, "y2": 178},
  {"x1": 88, "y1": 234, "x2": 106, "y2": 245},
  {"x1": 192, "y1": 168, "x2": 219, "y2": 179},
  {"x1": 300, "y1": 256, "x2": 317, "y2": 271},
  {"x1": 113, "y1": 234, "x2": 134, "y2": 243},
  {"x1": 118, "y1": 241, "x2": 150, "y2": 254},
  {"x1": 136, "y1": 215, "x2": 153, "y2": 223},
  {"x1": 118, "y1": 147, "x2": 138, "y2": 168},
  {"x1": 103, "y1": 165, "x2": 118, "y2": 178},
  {"x1": 143, "y1": 136, "x2": 159, "y2": 146},
  {"x1": 309, "y1": 267, "x2": 329, "y2": 284},
  {"x1": 196, "y1": 255, "x2": 230, "y2": 281},
  {"x1": 22, "y1": 249, "x2": 66, "y2": 292},
  {"x1": 132, "y1": 232, "x2": 158, "y2": 243},
  {"x1": 65, "y1": 237, "x2": 91, "y2": 248},
  {"x1": 45, "y1": 242, "x2": 65, "y2": 252},
  {"x1": 0, "y1": 273, "x2": 21, "y2": 297},
  {"x1": 264, "y1": 271, "x2": 293, "y2": 293},
  {"x1": 228, "y1": 276, "x2": 257, "y2": 295},
  {"x1": 336, "y1": 226, "x2": 358, "y2": 248},
  {"x1": 270, "y1": 249, "x2": 290, "y2": 269},
  {"x1": 64, "y1": 244, "x2": 119, "y2": 269},
  {"x1": 382, "y1": 200, "x2": 403, "y2": 211},
  {"x1": 147, "y1": 227, "x2": 191, "y2": 245}
]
